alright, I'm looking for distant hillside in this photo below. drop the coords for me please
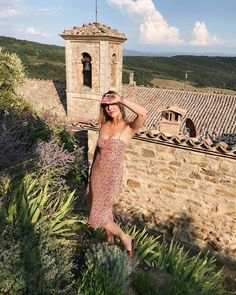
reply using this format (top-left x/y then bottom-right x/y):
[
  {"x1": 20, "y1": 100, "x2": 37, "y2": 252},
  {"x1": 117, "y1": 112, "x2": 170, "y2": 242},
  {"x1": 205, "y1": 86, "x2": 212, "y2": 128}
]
[
  {"x1": 122, "y1": 56, "x2": 236, "y2": 90},
  {"x1": 0, "y1": 36, "x2": 66, "y2": 81},
  {"x1": 1, "y1": 36, "x2": 236, "y2": 91}
]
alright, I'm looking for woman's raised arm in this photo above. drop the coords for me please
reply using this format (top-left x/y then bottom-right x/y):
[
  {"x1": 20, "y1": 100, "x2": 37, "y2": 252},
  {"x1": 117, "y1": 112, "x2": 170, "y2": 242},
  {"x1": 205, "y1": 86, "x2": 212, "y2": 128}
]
[{"x1": 120, "y1": 97, "x2": 147, "y2": 131}]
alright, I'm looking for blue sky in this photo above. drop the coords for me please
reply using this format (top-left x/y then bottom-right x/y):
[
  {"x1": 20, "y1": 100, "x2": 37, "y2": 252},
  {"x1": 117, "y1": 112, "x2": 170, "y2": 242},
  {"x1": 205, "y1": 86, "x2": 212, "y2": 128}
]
[{"x1": 0, "y1": 0, "x2": 236, "y2": 55}]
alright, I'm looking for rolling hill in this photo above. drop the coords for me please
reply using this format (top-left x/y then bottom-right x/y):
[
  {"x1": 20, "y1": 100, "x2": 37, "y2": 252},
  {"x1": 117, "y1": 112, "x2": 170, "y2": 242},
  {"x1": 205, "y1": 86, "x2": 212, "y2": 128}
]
[{"x1": 0, "y1": 36, "x2": 236, "y2": 91}]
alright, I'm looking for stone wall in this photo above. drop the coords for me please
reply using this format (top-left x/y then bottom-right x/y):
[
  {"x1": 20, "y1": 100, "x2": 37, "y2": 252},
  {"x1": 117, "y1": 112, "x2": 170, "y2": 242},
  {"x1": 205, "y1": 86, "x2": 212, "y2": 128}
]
[
  {"x1": 88, "y1": 129, "x2": 236, "y2": 259},
  {"x1": 17, "y1": 79, "x2": 67, "y2": 117}
]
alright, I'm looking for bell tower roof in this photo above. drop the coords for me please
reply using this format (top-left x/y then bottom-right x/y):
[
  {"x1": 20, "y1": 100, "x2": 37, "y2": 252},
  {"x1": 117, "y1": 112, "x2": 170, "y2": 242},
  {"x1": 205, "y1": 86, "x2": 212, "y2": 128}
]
[{"x1": 60, "y1": 22, "x2": 127, "y2": 41}]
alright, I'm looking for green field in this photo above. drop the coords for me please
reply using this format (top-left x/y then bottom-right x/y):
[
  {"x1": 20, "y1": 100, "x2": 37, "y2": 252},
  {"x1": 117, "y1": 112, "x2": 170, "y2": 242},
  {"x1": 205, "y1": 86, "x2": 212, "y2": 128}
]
[{"x1": 1, "y1": 36, "x2": 236, "y2": 90}]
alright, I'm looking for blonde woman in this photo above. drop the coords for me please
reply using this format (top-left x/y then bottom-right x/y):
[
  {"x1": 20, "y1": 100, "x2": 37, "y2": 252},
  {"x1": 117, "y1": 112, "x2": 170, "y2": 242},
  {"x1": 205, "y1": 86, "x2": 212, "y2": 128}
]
[{"x1": 88, "y1": 90, "x2": 147, "y2": 257}]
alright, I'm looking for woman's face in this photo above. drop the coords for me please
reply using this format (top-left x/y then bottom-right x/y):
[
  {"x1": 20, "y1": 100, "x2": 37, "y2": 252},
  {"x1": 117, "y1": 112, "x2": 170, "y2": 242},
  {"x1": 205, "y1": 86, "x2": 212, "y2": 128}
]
[{"x1": 103, "y1": 103, "x2": 121, "y2": 118}]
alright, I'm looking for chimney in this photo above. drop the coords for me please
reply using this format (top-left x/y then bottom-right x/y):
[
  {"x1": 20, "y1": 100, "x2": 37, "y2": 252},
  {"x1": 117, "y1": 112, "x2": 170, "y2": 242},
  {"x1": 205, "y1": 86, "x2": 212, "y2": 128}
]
[{"x1": 129, "y1": 71, "x2": 136, "y2": 86}]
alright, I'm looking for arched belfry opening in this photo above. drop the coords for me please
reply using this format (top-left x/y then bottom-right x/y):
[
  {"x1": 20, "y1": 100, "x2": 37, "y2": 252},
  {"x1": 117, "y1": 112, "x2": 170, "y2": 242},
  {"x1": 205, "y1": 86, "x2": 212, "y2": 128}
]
[
  {"x1": 111, "y1": 53, "x2": 117, "y2": 88},
  {"x1": 81, "y1": 52, "x2": 92, "y2": 88}
]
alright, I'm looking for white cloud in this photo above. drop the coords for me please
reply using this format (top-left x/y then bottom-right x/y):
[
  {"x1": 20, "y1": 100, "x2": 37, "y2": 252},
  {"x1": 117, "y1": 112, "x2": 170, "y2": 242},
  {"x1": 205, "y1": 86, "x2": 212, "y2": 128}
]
[
  {"x1": 25, "y1": 26, "x2": 51, "y2": 37},
  {"x1": 0, "y1": 1, "x2": 59, "y2": 21},
  {"x1": 107, "y1": 0, "x2": 182, "y2": 44},
  {"x1": 0, "y1": 1, "x2": 21, "y2": 20},
  {"x1": 190, "y1": 21, "x2": 222, "y2": 46},
  {"x1": 32, "y1": 8, "x2": 60, "y2": 16},
  {"x1": 0, "y1": 8, "x2": 20, "y2": 19}
]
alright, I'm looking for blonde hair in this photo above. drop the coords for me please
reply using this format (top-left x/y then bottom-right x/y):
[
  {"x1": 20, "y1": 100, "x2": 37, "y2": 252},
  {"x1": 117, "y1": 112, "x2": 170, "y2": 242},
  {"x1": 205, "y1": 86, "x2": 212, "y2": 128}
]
[{"x1": 98, "y1": 90, "x2": 126, "y2": 126}]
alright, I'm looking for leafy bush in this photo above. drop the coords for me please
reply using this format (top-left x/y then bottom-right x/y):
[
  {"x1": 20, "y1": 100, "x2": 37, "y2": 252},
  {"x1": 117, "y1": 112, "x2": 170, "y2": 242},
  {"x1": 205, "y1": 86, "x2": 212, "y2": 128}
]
[
  {"x1": 0, "y1": 93, "x2": 87, "y2": 189},
  {"x1": 0, "y1": 98, "x2": 52, "y2": 171},
  {"x1": 0, "y1": 223, "x2": 75, "y2": 295},
  {"x1": 17, "y1": 113, "x2": 52, "y2": 146},
  {"x1": 0, "y1": 48, "x2": 26, "y2": 92},
  {"x1": 0, "y1": 90, "x2": 32, "y2": 115},
  {"x1": 132, "y1": 271, "x2": 158, "y2": 295},
  {"x1": 0, "y1": 173, "x2": 11, "y2": 203},
  {"x1": 78, "y1": 265, "x2": 125, "y2": 295},
  {"x1": 3, "y1": 172, "x2": 80, "y2": 244},
  {"x1": 124, "y1": 226, "x2": 226, "y2": 295},
  {"x1": 85, "y1": 242, "x2": 136, "y2": 287}
]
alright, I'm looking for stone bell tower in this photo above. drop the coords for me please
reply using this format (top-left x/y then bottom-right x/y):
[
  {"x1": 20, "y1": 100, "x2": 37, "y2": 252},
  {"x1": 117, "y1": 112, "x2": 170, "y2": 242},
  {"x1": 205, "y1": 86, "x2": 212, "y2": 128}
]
[{"x1": 60, "y1": 22, "x2": 127, "y2": 119}]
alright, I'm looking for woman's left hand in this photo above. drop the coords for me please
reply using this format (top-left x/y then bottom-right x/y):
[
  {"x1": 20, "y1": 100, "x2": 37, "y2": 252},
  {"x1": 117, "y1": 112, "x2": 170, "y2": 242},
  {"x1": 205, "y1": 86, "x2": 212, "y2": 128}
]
[{"x1": 101, "y1": 94, "x2": 122, "y2": 105}]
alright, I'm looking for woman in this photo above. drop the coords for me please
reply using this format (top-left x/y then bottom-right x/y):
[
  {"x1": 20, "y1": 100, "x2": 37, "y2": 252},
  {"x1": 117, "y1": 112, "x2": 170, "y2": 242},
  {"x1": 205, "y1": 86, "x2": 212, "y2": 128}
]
[{"x1": 88, "y1": 90, "x2": 147, "y2": 257}]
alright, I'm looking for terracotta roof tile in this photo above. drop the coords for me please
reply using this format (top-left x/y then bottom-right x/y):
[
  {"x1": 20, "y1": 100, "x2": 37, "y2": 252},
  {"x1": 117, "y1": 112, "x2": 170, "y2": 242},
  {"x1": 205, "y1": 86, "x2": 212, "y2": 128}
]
[
  {"x1": 18, "y1": 79, "x2": 236, "y2": 146},
  {"x1": 60, "y1": 22, "x2": 127, "y2": 40},
  {"x1": 122, "y1": 85, "x2": 236, "y2": 141},
  {"x1": 72, "y1": 121, "x2": 236, "y2": 159}
]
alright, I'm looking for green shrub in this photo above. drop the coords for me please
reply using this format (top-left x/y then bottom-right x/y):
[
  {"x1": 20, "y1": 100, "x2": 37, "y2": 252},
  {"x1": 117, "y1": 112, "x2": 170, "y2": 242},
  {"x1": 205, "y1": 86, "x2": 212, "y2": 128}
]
[
  {"x1": 0, "y1": 48, "x2": 26, "y2": 93},
  {"x1": 0, "y1": 91, "x2": 32, "y2": 115},
  {"x1": 17, "y1": 114, "x2": 52, "y2": 146},
  {"x1": 124, "y1": 226, "x2": 226, "y2": 295},
  {"x1": 85, "y1": 242, "x2": 136, "y2": 287},
  {"x1": 66, "y1": 150, "x2": 88, "y2": 189},
  {"x1": 0, "y1": 223, "x2": 75, "y2": 295},
  {"x1": 132, "y1": 271, "x2": 158, "y2": 295},
  {"x1": 3, "y1": 172, "x2": 80, "y2": 244},
  {"x1": 78, "y1": 265, "x2": 125, "y2": 295},
  {"x1": 0, "y1": 174, "x2": 11, "y2": 201}
]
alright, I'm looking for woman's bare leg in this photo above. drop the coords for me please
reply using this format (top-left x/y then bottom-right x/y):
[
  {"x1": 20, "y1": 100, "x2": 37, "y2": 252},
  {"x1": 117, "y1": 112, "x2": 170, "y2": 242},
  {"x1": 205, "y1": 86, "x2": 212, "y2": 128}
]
[
  {"x1": 105, "y1": 229, "x2": 114, "y2": 245},
  {"x1": 103, "y1": 222, "x2": 132, "y2": 250}
]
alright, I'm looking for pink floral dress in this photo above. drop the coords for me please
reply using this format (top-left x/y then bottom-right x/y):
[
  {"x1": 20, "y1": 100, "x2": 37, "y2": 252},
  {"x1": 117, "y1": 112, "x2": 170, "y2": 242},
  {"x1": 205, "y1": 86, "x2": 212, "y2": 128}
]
[{"x1": 88, "y1": 137, "x2": 127, "y2": 228}]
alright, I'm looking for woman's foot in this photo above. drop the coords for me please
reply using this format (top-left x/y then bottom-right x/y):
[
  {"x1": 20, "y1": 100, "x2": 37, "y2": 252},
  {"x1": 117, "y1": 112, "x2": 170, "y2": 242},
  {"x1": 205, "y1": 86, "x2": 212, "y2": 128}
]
[
  {"x1": 122, "y1": 235, "x2": 134, "y2": 258},
  {"x1": 106, "y1": 232, "x2": 115, "y2": 246},
  {"x1": 107, "y1": 239, "x2": 115, "y2": 246}
]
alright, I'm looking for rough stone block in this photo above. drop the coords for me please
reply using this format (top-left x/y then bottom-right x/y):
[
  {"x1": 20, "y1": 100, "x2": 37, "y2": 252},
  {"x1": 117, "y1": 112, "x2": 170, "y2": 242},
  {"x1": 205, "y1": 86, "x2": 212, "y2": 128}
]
[
  {"x1": 189, "y1": 171, "x2": 201, "y2": 180},
  {"x1": 142, "y1": 148, "x2": 156, "y2": 158},
  {"x1": 169, "y1": 160, "x2": 182, "y2": 167},
  {"x1": 127, "y1": 179, "x2": 141, "y2": 188},
  {"x1": 215, "y1": 188, "x2": 236, "y2": 198}
]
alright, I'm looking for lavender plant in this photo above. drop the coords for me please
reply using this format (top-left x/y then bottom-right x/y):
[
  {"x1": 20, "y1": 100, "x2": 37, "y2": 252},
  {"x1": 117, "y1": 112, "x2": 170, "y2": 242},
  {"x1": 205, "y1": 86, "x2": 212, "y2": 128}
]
[
  {"x1": 85, "y1": 242, "x2": 136, "y2": 287},
  {"x1": 36, "y1": 139, "x2": 76, "y2": 183}
]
